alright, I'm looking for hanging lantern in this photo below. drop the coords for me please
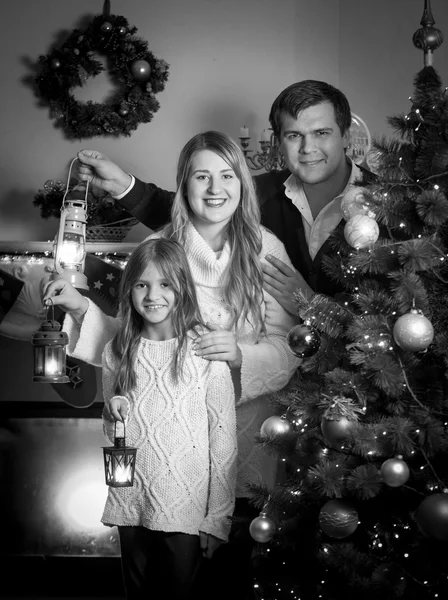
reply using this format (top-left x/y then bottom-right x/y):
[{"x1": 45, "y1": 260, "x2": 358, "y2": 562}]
[
  {"x1": 31, "y1": 301, "x2": 69, "y2": 383},
  {"x1": 103, "y1": 421, "x2": 137, "y2": 488},
  {"x1": 52, "y1": 160, "x2": 89, "y2": 290}
]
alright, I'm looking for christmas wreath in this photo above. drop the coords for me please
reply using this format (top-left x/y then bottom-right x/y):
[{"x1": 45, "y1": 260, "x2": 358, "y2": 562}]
[{"x1": 34, "y1": 6, "x2": 169, "y2": 139}]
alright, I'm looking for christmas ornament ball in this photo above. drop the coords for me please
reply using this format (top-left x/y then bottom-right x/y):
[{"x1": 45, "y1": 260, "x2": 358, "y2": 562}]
[
  {"x1": 393, "y1": 309, "x2": 434, "y2": 352},
  {"x1": 117, "y1": 26, "x2": 127, "y2": 36},
  {"x1": 340, "y1": 187, "x2": 373, "y2": 220},
  {"x1": 131, "y1": 60, "x2": 152, "y2": 81},
  {"x1": 287, "y1": 323, "x2": 320, "y2": 359},
  {"x1": 321, "y1": 416, "x2": 354, "y2": 445},
  {"x1": 319, "y1": 499, "x2": 359, "y2": 539},
  {"x1": 249, "y1": 513, "x2": 276, "y2": 543},
  {"x1": 260, "y1": 415, "x2": 292, "y2": 437},
  {"x1": 415, "y1": 494, "x2": 448, "y2": 541},
  {"x1": 100, "y1": 21, "x2": 113, "y2": 33},
  {"x1": 344, "y1": 215, "x2": 379, "y2": 249},
  {"x1": 381, "y1": 457, "x2": 410, "y2": 487}
]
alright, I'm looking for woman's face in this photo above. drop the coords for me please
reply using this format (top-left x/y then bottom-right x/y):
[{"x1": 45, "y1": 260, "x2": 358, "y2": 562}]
[{"x1": 186, "y1": 150, "x2": 241, "y2": 233}]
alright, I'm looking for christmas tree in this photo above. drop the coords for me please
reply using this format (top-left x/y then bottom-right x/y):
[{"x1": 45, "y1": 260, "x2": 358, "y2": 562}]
[{"x1": 250, "y1": 4, "x2": 448, "y2": 599}]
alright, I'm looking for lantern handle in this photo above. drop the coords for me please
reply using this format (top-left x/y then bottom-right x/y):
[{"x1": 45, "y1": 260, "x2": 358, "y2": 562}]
[
  {"x1": 114, "y1": 418, "x2": 127, "y2": 442},
  {"x1": 61, "y1": 157, "x2": 90, "y2": 209},
  {"x1": 45, "y1": 297, "x2": 55, "y2": 322}
]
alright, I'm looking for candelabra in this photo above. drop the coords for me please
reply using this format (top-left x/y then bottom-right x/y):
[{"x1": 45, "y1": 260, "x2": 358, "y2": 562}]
[{"x1": 239, "y1": 113, "x2": 371, "y2": 172}]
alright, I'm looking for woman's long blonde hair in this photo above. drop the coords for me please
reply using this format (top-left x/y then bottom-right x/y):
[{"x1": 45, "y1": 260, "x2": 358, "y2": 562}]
[
  {"x1": 111, "y1": 238, "x2": 204, "y2": 395},
  {"x1": 164, "y1": 130, "x2": 265, "y2": 333}
]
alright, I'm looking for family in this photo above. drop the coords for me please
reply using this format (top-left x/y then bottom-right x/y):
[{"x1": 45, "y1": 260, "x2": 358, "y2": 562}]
[{"x1": 43, "y1": 79, "x2": 370, "y2": 600}]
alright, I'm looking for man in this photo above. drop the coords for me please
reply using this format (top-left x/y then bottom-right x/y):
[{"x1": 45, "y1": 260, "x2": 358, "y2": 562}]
[{"x1": 77, "y1": 80, "x2": 372, "y2": 314}]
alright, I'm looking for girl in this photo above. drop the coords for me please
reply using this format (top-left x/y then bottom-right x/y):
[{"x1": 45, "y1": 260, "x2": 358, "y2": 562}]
[
  {"x1": 101, "y1": 237, "x2": 237, "y2": 600},
  {"x1": 44, "y1": 131, "x2": 301, "y2": 600}
]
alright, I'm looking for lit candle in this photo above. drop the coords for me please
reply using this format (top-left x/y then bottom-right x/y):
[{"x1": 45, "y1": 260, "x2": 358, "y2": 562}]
[
  {"x1": 240, "y1": 126, "x2": 249, "y2": 138},
  {"x1": 45, "y1": 358, "x2": 59, "y2": 375}
]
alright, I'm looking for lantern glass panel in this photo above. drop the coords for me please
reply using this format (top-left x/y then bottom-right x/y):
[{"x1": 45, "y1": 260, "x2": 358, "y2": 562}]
[
  {"x1": 58, "y1": 233, "x2": 85, "y2": 269},
  {"x1": 103, "y1": 447, "x2": 137, "y2": 488}
]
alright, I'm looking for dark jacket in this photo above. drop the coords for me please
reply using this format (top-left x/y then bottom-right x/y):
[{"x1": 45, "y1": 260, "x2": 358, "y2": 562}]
[{"x1": 119, "y1": 167, "x2": 373, "y2": 297}]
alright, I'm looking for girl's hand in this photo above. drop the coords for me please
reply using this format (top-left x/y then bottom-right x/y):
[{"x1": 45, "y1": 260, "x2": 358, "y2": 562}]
[
  {"x1": 199, "y1": 532, "x2": 224, "y2": 559},
  {"x1": 103, "y1": 396, "x2": 129, "y2": 423},
  {"x1": 42, "y1": 280, "x2": 89, "y2": 321},
  {"x1": 193, "y1": 323, "x2": 242, "y2": 369}
]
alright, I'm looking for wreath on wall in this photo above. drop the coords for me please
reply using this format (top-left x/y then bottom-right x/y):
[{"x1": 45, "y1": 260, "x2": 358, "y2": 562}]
[{"x1": 34, "y1": 3, "x2": 169, "y2": 140}]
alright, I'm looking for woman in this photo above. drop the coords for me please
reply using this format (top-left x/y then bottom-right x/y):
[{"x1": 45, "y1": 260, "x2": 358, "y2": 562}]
[{"x1": 44, "y1": 131, "x2": 301, "y2": 600}]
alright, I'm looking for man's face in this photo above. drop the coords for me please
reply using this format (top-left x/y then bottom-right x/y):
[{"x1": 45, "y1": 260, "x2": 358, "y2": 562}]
[{"x1": 278, "y1": 101, "x2": 350, "y2": 186}]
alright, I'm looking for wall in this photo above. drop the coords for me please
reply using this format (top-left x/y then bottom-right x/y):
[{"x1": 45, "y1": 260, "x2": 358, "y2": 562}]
[{"x1": 0, "y1": 0, "x2": 447, "y2": 243}]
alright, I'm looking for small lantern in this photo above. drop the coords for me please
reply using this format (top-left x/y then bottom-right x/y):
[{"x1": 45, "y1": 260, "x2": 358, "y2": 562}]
[
  {"x1": 103, "y1": 421, "x2": 137, "y2": 488},
  {"x1": 31, "y1": 302, "x2": 69, "y2": 383},
  {"x1": 52, "y1": 161, "x2": 89, "y2": 290}
]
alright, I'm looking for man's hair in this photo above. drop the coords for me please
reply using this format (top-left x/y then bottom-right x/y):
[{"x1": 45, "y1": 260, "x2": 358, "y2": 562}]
[{"x1": 268, "y1": 80, "x2": 352, "y2": 138}]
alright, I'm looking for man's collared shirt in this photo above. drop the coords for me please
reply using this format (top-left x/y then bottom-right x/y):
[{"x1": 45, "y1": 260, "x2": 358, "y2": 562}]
[{"x1": 283, "y1": 159, "x2": 363, "y2": 260}]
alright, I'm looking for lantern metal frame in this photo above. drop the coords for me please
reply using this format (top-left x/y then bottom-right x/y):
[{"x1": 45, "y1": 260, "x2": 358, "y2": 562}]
[
  {"x1": 52, "y1": 158, "x2": 89, "y2": 290},
  {"x1": 103, "y1": 420, "x2": 137, "y2": 488},
  {"x1": 31, "y1": 300, "x2": 70, "y2": 383}
]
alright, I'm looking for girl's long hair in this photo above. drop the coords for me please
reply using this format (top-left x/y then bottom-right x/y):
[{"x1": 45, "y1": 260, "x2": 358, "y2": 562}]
[
  {"x1": 164, "y1": 130, "x2": 265, "y2": 334},
  {"x1": 111, "y1": 238, "x2": 204, "y2": 396}
]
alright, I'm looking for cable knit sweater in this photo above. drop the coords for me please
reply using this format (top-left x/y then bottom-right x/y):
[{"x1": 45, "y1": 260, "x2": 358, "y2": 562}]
[
  {"x1": 64, "y1": 223, "x2": 301, "y2": 496},
  {"x1": 101, "y1": 334, "x2": 237, "y2": 541}
]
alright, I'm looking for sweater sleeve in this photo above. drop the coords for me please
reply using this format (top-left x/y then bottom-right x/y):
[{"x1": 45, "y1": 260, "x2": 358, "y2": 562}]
[
  {"x1": 62, "y1": 298, "x2": 122, "y2": 367},
  {"x1": 118, "y1": 178, "x2": 174, "y2": 231},
  {"x1": 239, "y1": 231, "x2": 302, "y2": 403},
  {"x1": 200, "y1": 361, "x2": 237, "y2": 542}
]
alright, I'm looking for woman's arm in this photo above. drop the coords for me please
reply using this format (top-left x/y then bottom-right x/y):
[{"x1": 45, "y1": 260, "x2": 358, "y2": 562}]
[
  {"x1": 200, "y1": 361, "x2": 237, "y2": 543},
  {"x1": 238, "y1": 233, "x2": 302, "y2": 403}
]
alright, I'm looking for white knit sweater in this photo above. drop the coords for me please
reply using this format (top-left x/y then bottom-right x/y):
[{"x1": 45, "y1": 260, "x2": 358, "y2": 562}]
[
  {"x1": 101, "y1": 334, "x2": 237, "y2": 541},
  {"x1": 64, "y1": 223, "x2": 300, "y2": 496}
]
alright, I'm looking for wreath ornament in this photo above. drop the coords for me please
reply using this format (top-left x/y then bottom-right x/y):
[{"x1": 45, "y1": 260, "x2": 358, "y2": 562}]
[{"x1": 34, "y1": 1, "x2": 169, "y2": 139}]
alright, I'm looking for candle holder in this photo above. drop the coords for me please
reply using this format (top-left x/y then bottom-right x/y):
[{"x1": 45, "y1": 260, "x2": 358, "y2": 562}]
[
  {"x1": 239, "y1": 129, "x2": 286, "y2": 172},
  {"x1": 103, "y1": 420, "x2": 137, "y2": 488},
  {"x1": 31, "y1": 301, "x2": 70, "y2": 383}
]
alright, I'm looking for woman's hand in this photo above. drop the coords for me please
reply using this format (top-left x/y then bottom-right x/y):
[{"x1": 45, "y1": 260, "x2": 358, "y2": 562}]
[
  {"x1": 193, "y1": 323, "x2": 242, "y2": 369},
  {"x1": 199, "y1": 532, "x2": 224, "y2": 559},
  {"x1": 77, "y1": 150, "x2": 132, "y2": 197},
  {"x1": 42, "y1": 279, "x2": 89, "y2": 322}
]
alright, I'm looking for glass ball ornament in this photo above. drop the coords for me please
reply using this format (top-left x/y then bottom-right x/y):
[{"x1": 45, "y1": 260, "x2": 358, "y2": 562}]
[
  {"x1": 260, "y1": 415, "x2": 292, "y2": 437},
  {"x1": 393, "y1": 308, "x2": 434, "y2": 352},
  {"x1": 319, "y1": 499, "x2": 359, "y2": 539},
  {"x1": 321, "y1": 416, "x2": 354, "y2": 446},
  {"x1": 340, "y1": 187, "x2": 374, "y2": 221},
  {"x1": 130, "y1": 60, "x2": 152, "y2": 82},
  {"x1": 287, "y1": 322, "x2": 320, "y2": 359},
  {"x1": 415, "y1": 494, "x2": 448, "y2": 541},
  {"x1": 249, "y1": 512, "x2": 276, "y2": 543},
  {"x1": 117, "y1": 26, "x2": 127, "y2": 36},
  {"x1": 100, "y1": 21, "x2": 113, "y2": 33},
  {"x1": 380, "y1": 457, "x2": 410, "y2": 487},
  {"x1": 344, "y1": 214, "x2": 379, "y2": 249}
]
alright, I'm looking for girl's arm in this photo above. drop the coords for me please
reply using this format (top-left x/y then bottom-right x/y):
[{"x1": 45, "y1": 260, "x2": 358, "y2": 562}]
[
  {"x1": 63, "y1": 299, "x2": 121, "y2": 367},
  {"x1": 200, "y1": 361, "x2": 237, "y2": 542},
  {"x1": 238, "y1": 233, "x2": 302, "y2": 403},
  {"x1": 101, "y1": 344, "x2": 129, "y2": 442}
]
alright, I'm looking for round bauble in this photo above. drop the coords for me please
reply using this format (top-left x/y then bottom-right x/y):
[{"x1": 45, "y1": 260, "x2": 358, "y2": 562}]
[
  {"x1": 100, "y1": 21, "x2": 113, "y2": 33},
  {"x1": 321, "y1": 416, "x2": 354, "y2": 446},
  {"x1": 344, "y1": 215, "x2": 379, "y2": 249},
  {"x1": 260, "y1": 415, "x2": 292, "y2": 437},
  {"x1": 415, "y1": 494, "x2": 448, "y2": 541},
  {"x1": 340, "y1": 187, "x2": 375, "y2": 221},
  {"x1": 130, "y1": 59, "x2": 152, "y2": 81},
  {"x1": 249, "y1": 513, "x2": 276, "y2": 543},
  {"x1": 287, "y1": 323, "x2": 320, "y2": 359},
  {"x1": 380, "y1": 457, "x2": 410, "y2": 487},
  {"x1": 117, "y1": 26, "x2": 127, "y2": 36},
  {"x1": 319, "y1": 499, "x2": 359, "y2": 539},
  {"x1": 393, "y1": 309, "x2": 434, "y2": 352}
]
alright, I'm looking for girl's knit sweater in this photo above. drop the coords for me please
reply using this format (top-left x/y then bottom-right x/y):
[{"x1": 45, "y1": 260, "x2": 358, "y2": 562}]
[
  {"x1": 101, "y1": 335, "x2": 237, "y2": 541},
  {"x1": 64, "y1": 223, "x2": 300, "y2": 496}
]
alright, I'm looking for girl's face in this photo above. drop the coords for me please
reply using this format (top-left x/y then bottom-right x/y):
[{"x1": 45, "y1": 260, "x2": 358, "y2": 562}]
[
  {"x1": 131, "y1": 262, "x2": 176, "y2": 340},
  {"x1": 186, "y1": 150, "x2": 241, "y2": 234}
]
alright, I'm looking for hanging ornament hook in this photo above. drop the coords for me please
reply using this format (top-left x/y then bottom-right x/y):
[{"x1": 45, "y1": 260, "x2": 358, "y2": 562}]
[{"x1": 412, "y1": 0, "x2": 444, "y2": 66}]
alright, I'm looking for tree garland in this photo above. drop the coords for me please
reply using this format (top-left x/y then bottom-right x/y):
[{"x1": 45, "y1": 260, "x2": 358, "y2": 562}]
[{"x1": 34, "y1": 11, "x2": 169, "y2": 139}]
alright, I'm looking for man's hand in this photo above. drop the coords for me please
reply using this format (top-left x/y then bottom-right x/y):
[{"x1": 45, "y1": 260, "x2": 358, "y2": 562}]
[
  {"x1": 199, "y1": 531, "x2": 224, "y2": 559},
  {"x1": 262, "y1": 255, "x2": 314, "y2": 315},
  {"x1": 77, "y1": 150, "x2": 132, "y2": 197},
  {"x1": 193, "y1": 323, "x2": 242, "y2": 369}
]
